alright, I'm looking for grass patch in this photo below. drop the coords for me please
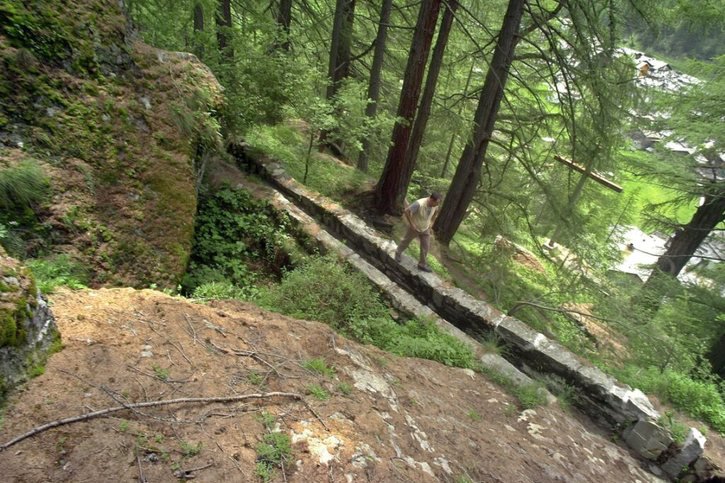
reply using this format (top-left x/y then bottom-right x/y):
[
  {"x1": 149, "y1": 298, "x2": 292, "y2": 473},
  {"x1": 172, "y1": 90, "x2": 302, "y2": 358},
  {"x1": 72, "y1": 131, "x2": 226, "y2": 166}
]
[
  {"x1": 0, "y1": 160, "x2": 48, "y2": 210},
  {"x1": 336, "y1": 382, "x2": 352, "y2": 395},
  {"x1": 152, "y1": 365, "x2": 169, "y2": 381},
  {"x1": 615, "y1": 366, "x2": 725, "y2": 434},
  {"x1": 302, "y1": 358, "x2": 335, "y2": 378},
  {"x1": 480, "y1": 365, "x2": 548, "y2": 409},
  {"x1": 26, "y1": 254, "x2": 88, "y2": 293},
  {"x1": 179, "y1": 440, "x2": 202, "y2": 457},
  {"x1": 245, "y1": 124, "x2": 372, "y2": 199},
  {"x1": 306, "y1": 384, "x2": 330, "y2": 401}
]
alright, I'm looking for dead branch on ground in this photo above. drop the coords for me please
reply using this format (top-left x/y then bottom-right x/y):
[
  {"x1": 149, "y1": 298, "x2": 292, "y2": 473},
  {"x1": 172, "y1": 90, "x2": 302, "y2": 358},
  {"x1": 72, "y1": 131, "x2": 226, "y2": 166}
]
[{"x1": 0, "y1": 392, "x2": 307, "y2": 452}]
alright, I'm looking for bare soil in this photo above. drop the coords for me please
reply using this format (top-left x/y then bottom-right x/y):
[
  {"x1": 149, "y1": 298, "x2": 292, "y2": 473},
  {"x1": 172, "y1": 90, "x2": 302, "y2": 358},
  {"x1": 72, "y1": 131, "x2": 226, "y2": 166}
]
[{"x1": 0, "y1": 288, "x2": 674, "y2": 482}]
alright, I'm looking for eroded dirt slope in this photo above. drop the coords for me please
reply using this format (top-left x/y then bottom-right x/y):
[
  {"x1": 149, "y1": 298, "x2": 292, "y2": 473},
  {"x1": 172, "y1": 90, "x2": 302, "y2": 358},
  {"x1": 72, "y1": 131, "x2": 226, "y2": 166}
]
[{"x1": 0, "y1": 288, "x2": 662, "y2": 482}]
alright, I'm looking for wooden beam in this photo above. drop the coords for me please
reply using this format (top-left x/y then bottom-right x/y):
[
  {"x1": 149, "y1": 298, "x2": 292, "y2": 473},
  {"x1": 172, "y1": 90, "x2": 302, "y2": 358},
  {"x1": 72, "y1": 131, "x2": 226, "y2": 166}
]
[{"x1": 553, "y1": 155, "x2": 623, "y2": 193}]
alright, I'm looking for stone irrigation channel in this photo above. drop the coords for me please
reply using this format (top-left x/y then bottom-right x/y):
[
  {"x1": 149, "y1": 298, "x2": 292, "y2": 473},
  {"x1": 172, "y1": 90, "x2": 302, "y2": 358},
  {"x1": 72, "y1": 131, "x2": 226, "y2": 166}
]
[{"x1": 229, "y1": 142, "x2": 712, "y2": 481}]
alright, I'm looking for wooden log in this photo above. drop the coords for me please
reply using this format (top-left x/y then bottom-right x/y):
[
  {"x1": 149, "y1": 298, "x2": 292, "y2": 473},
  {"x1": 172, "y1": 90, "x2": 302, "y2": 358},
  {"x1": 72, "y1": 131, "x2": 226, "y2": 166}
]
[{"x1": 553, "y1": 155, "x2": 623, "y2": 193}]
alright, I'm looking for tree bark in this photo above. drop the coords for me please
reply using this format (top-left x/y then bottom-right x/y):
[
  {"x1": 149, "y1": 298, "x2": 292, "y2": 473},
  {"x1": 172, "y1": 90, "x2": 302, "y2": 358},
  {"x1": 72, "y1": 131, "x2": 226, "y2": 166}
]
[
  {"x1": 650, "y1": 189, "x2": 725, "y2": 278},
  {"x1": 399, "y1": 0, "x2": 458, "y2": 200},
  {"x1": 321, "y1": 0, "x2": 356, "y2": 153},
  {"x1": 708, "y1": 332, "x2": 725, "y2": 378},
  {"x1": 275, "y1": 0, "x2": 293, "y2": 51},
  {"x1": 193, "y1": 2, "x2": 204, "y2": 60},
  {"x1": 357, "y1": 0, "x2": 393, "y2": 172},
  {"x1": 441, "y1": 60, "x2": 476, "y2": 178},
  {"x1": 637, "y1": 187, "x2": 725, "y2": 313},
  {"x1": 374, "y1": 0, "x2": 442, "y2": 214},
  {"x1": 433, "y1": 0, "x2": 526, "y2": 245},
  {"x1": 325, "y1": 0, "x2": 356, "y2": 101},
  {"x1": 216, "y1": 0, "x2": 233, "y2": 61}
]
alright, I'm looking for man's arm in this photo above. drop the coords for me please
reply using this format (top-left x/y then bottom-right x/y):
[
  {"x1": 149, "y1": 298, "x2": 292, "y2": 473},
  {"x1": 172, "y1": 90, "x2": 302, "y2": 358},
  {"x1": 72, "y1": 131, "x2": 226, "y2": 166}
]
[{"x1": 404, "y1": 202, "x2": 421, "y2": 232}]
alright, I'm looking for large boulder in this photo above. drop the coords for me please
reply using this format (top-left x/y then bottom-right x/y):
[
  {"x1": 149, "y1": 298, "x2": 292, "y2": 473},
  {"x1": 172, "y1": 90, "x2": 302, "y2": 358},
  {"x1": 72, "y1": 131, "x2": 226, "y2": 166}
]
[{"x1": 0, "y1": 0, "x2": 224, "y2": 288}]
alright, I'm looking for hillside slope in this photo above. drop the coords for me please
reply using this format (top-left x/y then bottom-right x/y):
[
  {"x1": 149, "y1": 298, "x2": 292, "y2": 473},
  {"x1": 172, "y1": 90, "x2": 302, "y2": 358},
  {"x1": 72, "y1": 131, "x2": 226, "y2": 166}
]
[
  {"x1": 0, "y1": 0, "x2": 222, "y2": 287},
  {"x1": 0, "y1": 288, "x2": 662, "y2": 482}
]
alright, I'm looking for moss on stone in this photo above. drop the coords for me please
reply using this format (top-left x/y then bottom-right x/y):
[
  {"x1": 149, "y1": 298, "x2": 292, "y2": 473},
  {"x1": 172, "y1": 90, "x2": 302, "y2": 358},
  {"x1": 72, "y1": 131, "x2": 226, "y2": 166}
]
[{"x1": 1, "y1": 0, "x2": 223, "y2": 289}]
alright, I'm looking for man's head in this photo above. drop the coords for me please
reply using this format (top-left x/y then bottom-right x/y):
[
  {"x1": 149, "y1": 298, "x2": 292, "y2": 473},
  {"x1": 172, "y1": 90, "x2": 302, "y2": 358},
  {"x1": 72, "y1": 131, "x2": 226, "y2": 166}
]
[{"x1": 428, "y1": 192, "x2": 442, "y2": 207}]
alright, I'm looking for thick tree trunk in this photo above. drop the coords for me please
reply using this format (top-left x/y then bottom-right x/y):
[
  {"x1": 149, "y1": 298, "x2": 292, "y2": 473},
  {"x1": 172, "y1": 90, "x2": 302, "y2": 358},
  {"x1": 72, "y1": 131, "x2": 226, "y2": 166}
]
[
  {"x1": 441, "y1": 60, "x2": 476, "y2": 178},
  {"x1": 433, "y1": 0, "x2": 526, "y2": 245},
  {"x1": 358, "y1": 0, "x2": 393, "y2": 173},
  {"x1": 637, "y1": 187, "x2": 725, "y2": 313},
  {"x1": 275, "y1": 0, "x2": 293, "y2": 51},
  {"x1": 325, "y1": 0, "x2": 356, "y2": 100},
  {"x1": 399, "y1": 0, "x2": 458, "y2": 199},
  {"x1": 651, "y1": 191, "x2": 725, "y2": 278},
  {"x1": 193, "y1": 3, "x2": 204, "y2": 60},
  {"x1": 321, "y1": 0, "x2": 356, "y2": 153},
  {"x1": 374, "y1": 0, "x2": 442, "y2": 214},
  {"x1": 709, "y1": 332, "x2": 725, "y2": 378},
  {"x1": 216, "y1": 0, "x2": 233, "y2": 61}
]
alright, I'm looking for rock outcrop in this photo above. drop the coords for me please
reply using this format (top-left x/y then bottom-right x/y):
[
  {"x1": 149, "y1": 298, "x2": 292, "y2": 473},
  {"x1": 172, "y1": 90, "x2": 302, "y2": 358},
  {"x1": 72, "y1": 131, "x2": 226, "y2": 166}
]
[
  {"x1": 0, "y1": 0, "x2": 223, "y2": 287},
  {"x1": 0, "y1": 249, "x2": 57, "y2": 403}
]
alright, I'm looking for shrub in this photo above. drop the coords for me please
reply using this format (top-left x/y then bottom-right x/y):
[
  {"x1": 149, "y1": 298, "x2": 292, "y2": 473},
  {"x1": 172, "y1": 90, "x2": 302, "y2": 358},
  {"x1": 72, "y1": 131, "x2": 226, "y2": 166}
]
[
  {"x1": 256, "y1": 254, "x2": 388, "y2": 328},
  {"x1": 259, "y1": 255, "x2": 476, "y2": 369},
  {"x1": 183, "y1": 187, "x2": 292, "y2": 294}
]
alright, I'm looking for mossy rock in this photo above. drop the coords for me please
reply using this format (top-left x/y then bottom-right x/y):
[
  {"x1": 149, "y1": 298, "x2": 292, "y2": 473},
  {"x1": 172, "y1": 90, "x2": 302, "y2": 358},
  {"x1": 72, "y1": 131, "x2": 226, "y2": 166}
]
[
  {"x1": 1, "y1": 0, "x2": 224, "y2": 289},
  {"x1": 0, "y1": 249, "x2": 59, "y2": 405},
  {"x1": 0, "y1": 250, "x2": 36, "y2": 348}
]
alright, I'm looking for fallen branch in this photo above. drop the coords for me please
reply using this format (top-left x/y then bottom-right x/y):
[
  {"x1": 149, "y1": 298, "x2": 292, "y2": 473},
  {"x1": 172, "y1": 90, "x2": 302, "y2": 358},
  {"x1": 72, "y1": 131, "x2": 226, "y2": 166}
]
[
  {"x1": 0, "y1": 392, "x2": 303, "y2": 452},
  {"x1": 173, "y1": 461, "x2": 213, "y2": 479}
]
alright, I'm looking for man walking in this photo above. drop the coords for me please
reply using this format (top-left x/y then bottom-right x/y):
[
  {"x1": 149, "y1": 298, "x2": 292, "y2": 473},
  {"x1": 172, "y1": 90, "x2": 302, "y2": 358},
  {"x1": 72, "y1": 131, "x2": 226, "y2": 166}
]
[{"x1": 394, "y1": 192, "x2": 442, "y2": 272}]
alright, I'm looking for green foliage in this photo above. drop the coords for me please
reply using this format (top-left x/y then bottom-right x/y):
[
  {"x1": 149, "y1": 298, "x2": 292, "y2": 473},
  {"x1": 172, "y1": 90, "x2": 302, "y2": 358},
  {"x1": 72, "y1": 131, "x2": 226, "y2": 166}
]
[
  {"x1": 0, "y1": 161, "x2": 48, "y2": 210},
  {"x1": 192, "y1": 281, "x2": 254, "y2": 301},
  {"x1": 28, "y1": 363, "x2": 45, "y2": 378},
  {"x1": 256, "y1": 411, "x2": 276, "y2": 431},
  {"x1": 336, "y1": 382, "x2": 352, "y2": 395},
  {"x1": 245, "y1": 124, "x2": 372, "y2": 198},
  {"x1": 183, "y1": 187, "x2": 292, "y2": 295},
  {"x1": 302, "y1": 358, "x2": 335, "y2": 378},
  {"x1": 256, "y1": 255, "x2": 388, "y2": 329},
  {"x1": 255, "y1": 431, "x2": 291, "y2": 482},
  {"x1": 152, "y1": 365, "x2": 169, "y2": 381},
  {"x1": 615, "y1": 366, "x2": 725, "y2": 434},
  {"x1": 480, "y1": 365, "x2": 548, "y2": 409},
  {"x1": 0, "y1": 160, "x2": 49, "y2": 256},
  {"x1": 0, "y1": 2, "x2": 75, "y2": 64},
  {"x1": 179, "y1": 440, "x2": 202, "y2": 457},
  {"x1": 659, "y1": 411, "x2": 689, "y2": 445},
  {"x1": 259, "y1": 255, "x2": 476, "y2": 369},
  {"x1": 306, "y1": 384, "x2": 330, "y2": 401},
  {"x1": 26, "y1": 255, "x2": 88, "y2": 293}
]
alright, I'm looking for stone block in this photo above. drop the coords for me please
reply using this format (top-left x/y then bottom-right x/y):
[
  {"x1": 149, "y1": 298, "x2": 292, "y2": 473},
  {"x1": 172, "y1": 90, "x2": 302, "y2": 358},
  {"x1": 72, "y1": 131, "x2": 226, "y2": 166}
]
[
  {"x1": 347, "y1": 256, "x2": 394, "y2": 292},
  {"x1": 661, "y1": 428, "x2": 706, "y2": 479},
  {"x1": 623, "y1": 420, "x2": 672, "y2": 460}
]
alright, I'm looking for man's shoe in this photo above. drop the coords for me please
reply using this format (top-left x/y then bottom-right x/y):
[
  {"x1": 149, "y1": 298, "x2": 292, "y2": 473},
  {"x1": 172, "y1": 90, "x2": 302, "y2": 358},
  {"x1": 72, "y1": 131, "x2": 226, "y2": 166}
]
[
  {"x1": 394, "y1": 251, "x2": 402, "y2": 262},
  {"x1": 418, "y1": 264, "x2": 432, "y2": 273}
]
